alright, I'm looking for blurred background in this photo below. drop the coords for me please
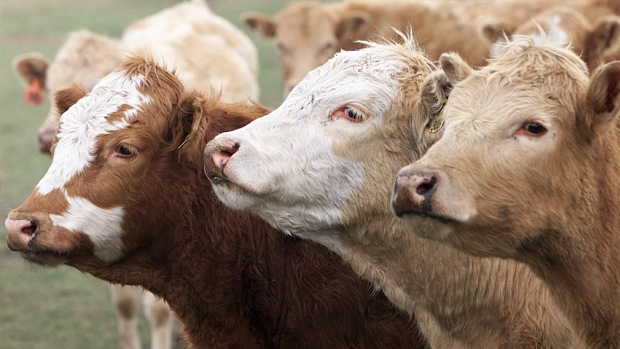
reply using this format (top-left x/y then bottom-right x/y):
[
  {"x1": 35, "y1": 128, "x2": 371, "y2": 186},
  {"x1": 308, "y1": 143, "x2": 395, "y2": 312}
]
[{"x1": 0, "y1": 0, "x2": 289, "y2": 347}]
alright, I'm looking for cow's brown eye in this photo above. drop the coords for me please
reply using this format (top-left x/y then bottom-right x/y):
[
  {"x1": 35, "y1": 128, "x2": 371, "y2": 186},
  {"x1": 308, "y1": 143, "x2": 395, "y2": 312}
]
[
  {"x1": 523, "y1": 122, "x2": 546, "y2": 135},
  {"x1": 115, "y1": 145, "x2": 134, "y2": 157}
]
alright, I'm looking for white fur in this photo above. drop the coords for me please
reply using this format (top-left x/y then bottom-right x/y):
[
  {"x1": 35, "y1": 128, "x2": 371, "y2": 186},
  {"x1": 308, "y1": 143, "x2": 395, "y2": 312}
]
[
  {"x1": 212, "y1": 46, "x2": 403, "y2": 246},
  {"x1": 531, "y1": 14, "x2": 569, "y2": 47},
  {"x1": 50, "y1": 195, "x2": 124, "y2": 262},
  {"x1": 36, "y1": 71, "x2": 149, "y2": 195}
]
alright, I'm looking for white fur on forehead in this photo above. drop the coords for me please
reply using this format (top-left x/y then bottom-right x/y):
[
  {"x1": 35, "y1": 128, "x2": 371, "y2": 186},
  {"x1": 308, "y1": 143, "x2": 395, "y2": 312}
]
[{"x1": 36, "y1": 70, "x2": 151, "y2": 195}]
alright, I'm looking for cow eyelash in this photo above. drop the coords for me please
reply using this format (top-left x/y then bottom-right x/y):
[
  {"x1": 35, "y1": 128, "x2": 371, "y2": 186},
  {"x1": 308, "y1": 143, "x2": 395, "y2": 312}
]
[
  {"x1": 115, "y1": 144, "x2": 135, "y2": 157},
  {"x1": 331, "y1": 105, "x2": 367, "y2": 123}
]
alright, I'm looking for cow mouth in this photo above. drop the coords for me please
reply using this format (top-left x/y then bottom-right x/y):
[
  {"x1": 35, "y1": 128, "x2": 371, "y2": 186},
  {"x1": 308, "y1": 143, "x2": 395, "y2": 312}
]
[
  {"x1": 400, "y1": 210, "x2": 459, "y2": 225},
  {"x1": 7, "y1": 242, "x2": 68, "y2": 267}
]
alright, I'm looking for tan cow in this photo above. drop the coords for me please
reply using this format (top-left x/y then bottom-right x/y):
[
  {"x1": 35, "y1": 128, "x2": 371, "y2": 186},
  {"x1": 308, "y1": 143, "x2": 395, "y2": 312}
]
[
  {"x1": 243, "y1": 0, "x2": 589, "y2": 97},
  {"x1": 13, "y1": 0, "x2": 258, "y2": 154},
  {"x1": 204, "y1": 34, "x2": 584, "y2": 348},
  {"x1": 11, "y1": 1, "x2": 259, "y2": 348},
  {"x1": 392, "y1": 38, "x2": 620, "y2": 348},
  {"x1": 484, "y1": 8, "x2": 620, "y2": 70}
]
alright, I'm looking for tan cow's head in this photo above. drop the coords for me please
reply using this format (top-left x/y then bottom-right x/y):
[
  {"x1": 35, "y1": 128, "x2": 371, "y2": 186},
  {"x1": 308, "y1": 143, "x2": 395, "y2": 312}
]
[
  {"x1": 4, "y1": 57, "x2": 265, "y2": 270},
  {"x1": 13, "y1": 30, "x2": 122, "y2": 154},
  {"x1": 243, "y1": 1, "x2": 370, "y2": 98},
  {"x1": 204, "y1": 35, "x2": 449, "y2": 253},
  {"x1": 391, "y1": 38, "x2": 620, "y2": 258}
]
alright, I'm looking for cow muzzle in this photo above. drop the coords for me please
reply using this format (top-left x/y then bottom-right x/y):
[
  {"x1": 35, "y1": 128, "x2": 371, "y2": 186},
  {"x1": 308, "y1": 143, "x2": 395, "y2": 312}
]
[{"x1": 204, "y1": 138, "x2": 239, "y2": 184}]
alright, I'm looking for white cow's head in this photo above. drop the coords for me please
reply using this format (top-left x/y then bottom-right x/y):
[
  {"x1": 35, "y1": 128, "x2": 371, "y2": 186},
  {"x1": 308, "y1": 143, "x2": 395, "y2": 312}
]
[{"x1": 204, "y1": 35, "x2": 448, "y2": 252}]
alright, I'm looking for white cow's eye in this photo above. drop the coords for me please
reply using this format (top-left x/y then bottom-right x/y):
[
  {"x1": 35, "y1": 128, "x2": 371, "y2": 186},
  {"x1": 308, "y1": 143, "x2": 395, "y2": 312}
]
[{"x1": 331, "y1": 105, "x2": 367, "y2": 123}]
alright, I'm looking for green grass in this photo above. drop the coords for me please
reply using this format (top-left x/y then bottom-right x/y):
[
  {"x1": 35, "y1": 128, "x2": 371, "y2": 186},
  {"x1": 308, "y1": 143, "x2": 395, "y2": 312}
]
[{"x1": 0, "y1": 0, "x2": 287, "y2": 347}]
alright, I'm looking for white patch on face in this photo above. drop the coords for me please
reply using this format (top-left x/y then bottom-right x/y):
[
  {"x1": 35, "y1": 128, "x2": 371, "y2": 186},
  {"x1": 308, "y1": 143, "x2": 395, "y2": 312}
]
[
  {"x1": 34, "y1": 69, "x2": 149, "y2": 262},
  {"x1": 36, "y1": 71, "x2": 150, "y2": 195},
  {"x1": 211, "y1": 46, "x2": 403, "y2": 247},
  {"x1": 50, "y1": 196, "x2": 125, "y2": 262}
]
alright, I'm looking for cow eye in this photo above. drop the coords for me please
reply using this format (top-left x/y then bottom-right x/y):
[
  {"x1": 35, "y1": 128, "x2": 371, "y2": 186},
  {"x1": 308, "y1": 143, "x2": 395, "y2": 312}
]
[
  {"x1": 523, "y1": 122, "x2": 546, "y2": 135},
  {"x1": 115, "y1": 144, "x2": 135, "y2": 157},
  {"x1": 320, "y1": 42, "x2": 335, "y2": 54},
  {"x1": 331, "y1": 105, "x2": 367, "y2": 123},
  {"x1": 276, "y1": 42, "x2": 289, "y2": 54}
]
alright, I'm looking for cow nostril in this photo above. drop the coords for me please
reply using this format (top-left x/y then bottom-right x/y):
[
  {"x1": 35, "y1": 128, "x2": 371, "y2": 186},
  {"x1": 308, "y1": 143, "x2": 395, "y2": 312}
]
[
  {"x1": 21, "y1": 221, "x2": 37, "y2": 236},
  {"x1": 416, "y1": 177, "x2": 437, "y2": 197}
]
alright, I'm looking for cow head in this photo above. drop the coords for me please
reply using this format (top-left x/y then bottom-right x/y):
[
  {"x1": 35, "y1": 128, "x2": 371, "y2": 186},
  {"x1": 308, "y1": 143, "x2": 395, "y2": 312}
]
[
  {"x1": 5, "y1": 57, "x2": 240, "y2": 270},
  {"x1": 391, "y1": 38, "x2": 620, "y2": 259},
  {"x1": 13, "y1": 30, "x2": 122, "y2": 154},
  {"x1": 243, "y1": 1, "x2": 370, "y2": 98},
  {"x1": 204, "y1": 35, "x2": 448, "y2": 252}
]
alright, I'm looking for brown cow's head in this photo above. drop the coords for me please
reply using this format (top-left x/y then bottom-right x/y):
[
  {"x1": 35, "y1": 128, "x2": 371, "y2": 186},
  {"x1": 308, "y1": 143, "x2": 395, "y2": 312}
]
[
  {"x1": 391, "y1": 38, "x2": 620, "y2": 259},
  {"x1": 5, "y1": 57, "x2": 265, "y2": 270},
  {"x1": 243, "y1": 1, "x2": 370, "y2": 98},
  {"x1": 13, "y1": 30, "x2": 123, "y2": 154}
]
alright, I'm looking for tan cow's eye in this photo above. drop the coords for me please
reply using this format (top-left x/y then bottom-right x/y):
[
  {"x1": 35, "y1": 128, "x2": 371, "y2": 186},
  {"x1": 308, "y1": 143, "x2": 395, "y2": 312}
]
[
  {"x1": 522, "y1": 122, "x2": 546, "y2": 136},
  {"x1": 115, "y1": 144, "x2": 135, "y2": 157}
]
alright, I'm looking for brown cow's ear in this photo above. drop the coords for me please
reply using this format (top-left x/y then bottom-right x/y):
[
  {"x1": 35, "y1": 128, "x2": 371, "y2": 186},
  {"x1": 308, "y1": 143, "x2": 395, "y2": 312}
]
[
  {"x1": 583, "y1": 61, "x2": 620, "y2": 137},
  {"x1": 440, "y1": 53, "x2": 473, "y2": 84},
  {"x1": 12, "y1": 52, "x2": 50, "y2": 88},
  {"x1": 242, "y1": 12, "x2": 276, "y2": 38},
  {"x1": 336, "y1": 11, "x2": 370, "y2": 40},
  {"x1": 585, "y1": 17, "x2": 620, "y2": 67},
  {"x1": 53, "y1": 84, "x2": 87, "y2": 116}
]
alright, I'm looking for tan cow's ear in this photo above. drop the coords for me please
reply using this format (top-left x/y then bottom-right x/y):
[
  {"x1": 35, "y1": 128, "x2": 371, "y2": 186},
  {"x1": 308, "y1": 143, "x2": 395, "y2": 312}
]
[
  {"x1": 13, "y1": 52, "x2": 50, "y2": 88},
  {"x1": 419, "y1": 70, "x2": 452, "y2": 135},
  {"x1": 583, "y1": 61, "x2": 620, "y2": 137},
  {"x1": 242, "y1": 12, "x2": 276, "y2": 38},
  {"x1": 585, "y1": 17, "x2": 620, "y2": 67},
  {"x1": 336, "y1": 11, "x2": 370, "y2": 40},
  {"x1": 479, "y1": 20, "x2": 507, "y2": 45},
  {"x1": 440, "y1": 53, "x2": 473, "y2": 84},
  {"x1": 53, "y1": 84, "x2": 87, "y2": 116}
]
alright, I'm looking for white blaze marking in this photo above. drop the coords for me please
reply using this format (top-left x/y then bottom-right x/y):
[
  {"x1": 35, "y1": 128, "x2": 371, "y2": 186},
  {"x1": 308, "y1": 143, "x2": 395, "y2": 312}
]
[
  {"x1": 35, "y1": 70, "x2": 150, "y2": 262},
  {"x1": 50, "y1": 196, "x2": 125, "y2": 262},
  {"x1": 36, "y1": 71, "x2": 150, "y2": 195}
]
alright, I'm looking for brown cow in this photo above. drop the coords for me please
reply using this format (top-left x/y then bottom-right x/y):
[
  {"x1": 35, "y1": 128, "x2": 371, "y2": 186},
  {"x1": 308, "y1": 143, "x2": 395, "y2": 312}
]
[
  {"x1": 204, "y1": 35, "x2": 584, "y2": 348},
  {"x1": 392, "y1": 38, "x2": 620, "y2": 347},
  {"x1": 4, "y1": 57, "x2": 428, "y2": 349}
]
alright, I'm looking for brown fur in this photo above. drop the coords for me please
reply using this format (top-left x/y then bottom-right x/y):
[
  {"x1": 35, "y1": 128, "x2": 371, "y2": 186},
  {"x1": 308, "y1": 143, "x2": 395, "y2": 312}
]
[
  {"x1": 7, "y1": 58, "x2": 427, "y2": 349},
  {"x1": 396, "y1": 38, "x2": 620, "y2": 347}
]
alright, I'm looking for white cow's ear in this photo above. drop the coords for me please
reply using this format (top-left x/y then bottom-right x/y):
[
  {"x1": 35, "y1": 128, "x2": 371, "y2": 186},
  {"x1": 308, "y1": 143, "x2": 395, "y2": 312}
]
[
  {"x1": 583, "y1": 61, "x2": 620, "y2": 138},
  {"x1": 420, "y1": 70, "x2": 452, "y2": 118},
  {"x1": 241, "y1": 12, "x2": 276, "y2": 38},
  {"x1": 53, "y1": 84, "x2": 87, "y2": 116},
  {"x1": 336, "y1": 11, "x2": 370, "y2": 40},
  {"x1": 12, "y1": 52, "x2": 50, "y2": 88},
  {"x1": 439, "y1": 53, "x2": 473, "y2": 84}
]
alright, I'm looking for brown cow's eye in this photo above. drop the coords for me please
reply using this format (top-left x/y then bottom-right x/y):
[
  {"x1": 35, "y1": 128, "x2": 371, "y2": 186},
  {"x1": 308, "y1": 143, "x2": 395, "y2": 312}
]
[
  {"x1": 523, "y1": 122, "x2": 546, "y2": 135},
  {"x1": 115, "y1": 145, "x2": 134, "y2": 157}
]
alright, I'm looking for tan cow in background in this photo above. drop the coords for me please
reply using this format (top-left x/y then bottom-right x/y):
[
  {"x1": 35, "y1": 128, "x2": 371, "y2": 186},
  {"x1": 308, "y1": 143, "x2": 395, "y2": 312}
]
[
  {"x1": 392, "y1": 38, "x2": 620, "y2": 347},
  {"x1": 242, "y1": 0, "x2": 591, "y2": 97},
  {"x1": 11, "y1": 1, "x2": 259, "y2": 348}
]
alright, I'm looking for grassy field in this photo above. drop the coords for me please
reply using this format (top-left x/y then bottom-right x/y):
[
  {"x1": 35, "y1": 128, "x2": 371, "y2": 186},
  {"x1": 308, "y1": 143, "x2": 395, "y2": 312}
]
[{"x1": 0, "y1": 0, "x2": 288, "y2": 347}]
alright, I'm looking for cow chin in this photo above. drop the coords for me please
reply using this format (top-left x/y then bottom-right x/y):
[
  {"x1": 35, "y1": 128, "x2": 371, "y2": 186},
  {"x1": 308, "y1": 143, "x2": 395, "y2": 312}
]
[
  {"x1": 212, "y1": 180, "x2": 261, "y2": 211},
  {"x1": 400, "y1": 213, "x2": 457, "y2": 242},
  {"x1": 17, "y1": 250, "x2": 69, "y2": 268}
]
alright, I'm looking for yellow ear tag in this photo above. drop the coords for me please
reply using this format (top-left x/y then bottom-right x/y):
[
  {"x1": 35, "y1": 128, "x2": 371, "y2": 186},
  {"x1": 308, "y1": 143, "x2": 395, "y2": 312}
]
[{"x1": 428, "y1": 98, "x2": 447, "y2": 133}]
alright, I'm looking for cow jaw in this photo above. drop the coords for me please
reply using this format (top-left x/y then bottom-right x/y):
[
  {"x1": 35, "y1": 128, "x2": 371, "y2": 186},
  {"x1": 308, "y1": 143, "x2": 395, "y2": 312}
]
[
  {"x1": 6, "y1": 69, "x2": 150, "y2": 266},
  {"x1": 208, "y1": 44, "x2": 407, "y2": 245}
]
